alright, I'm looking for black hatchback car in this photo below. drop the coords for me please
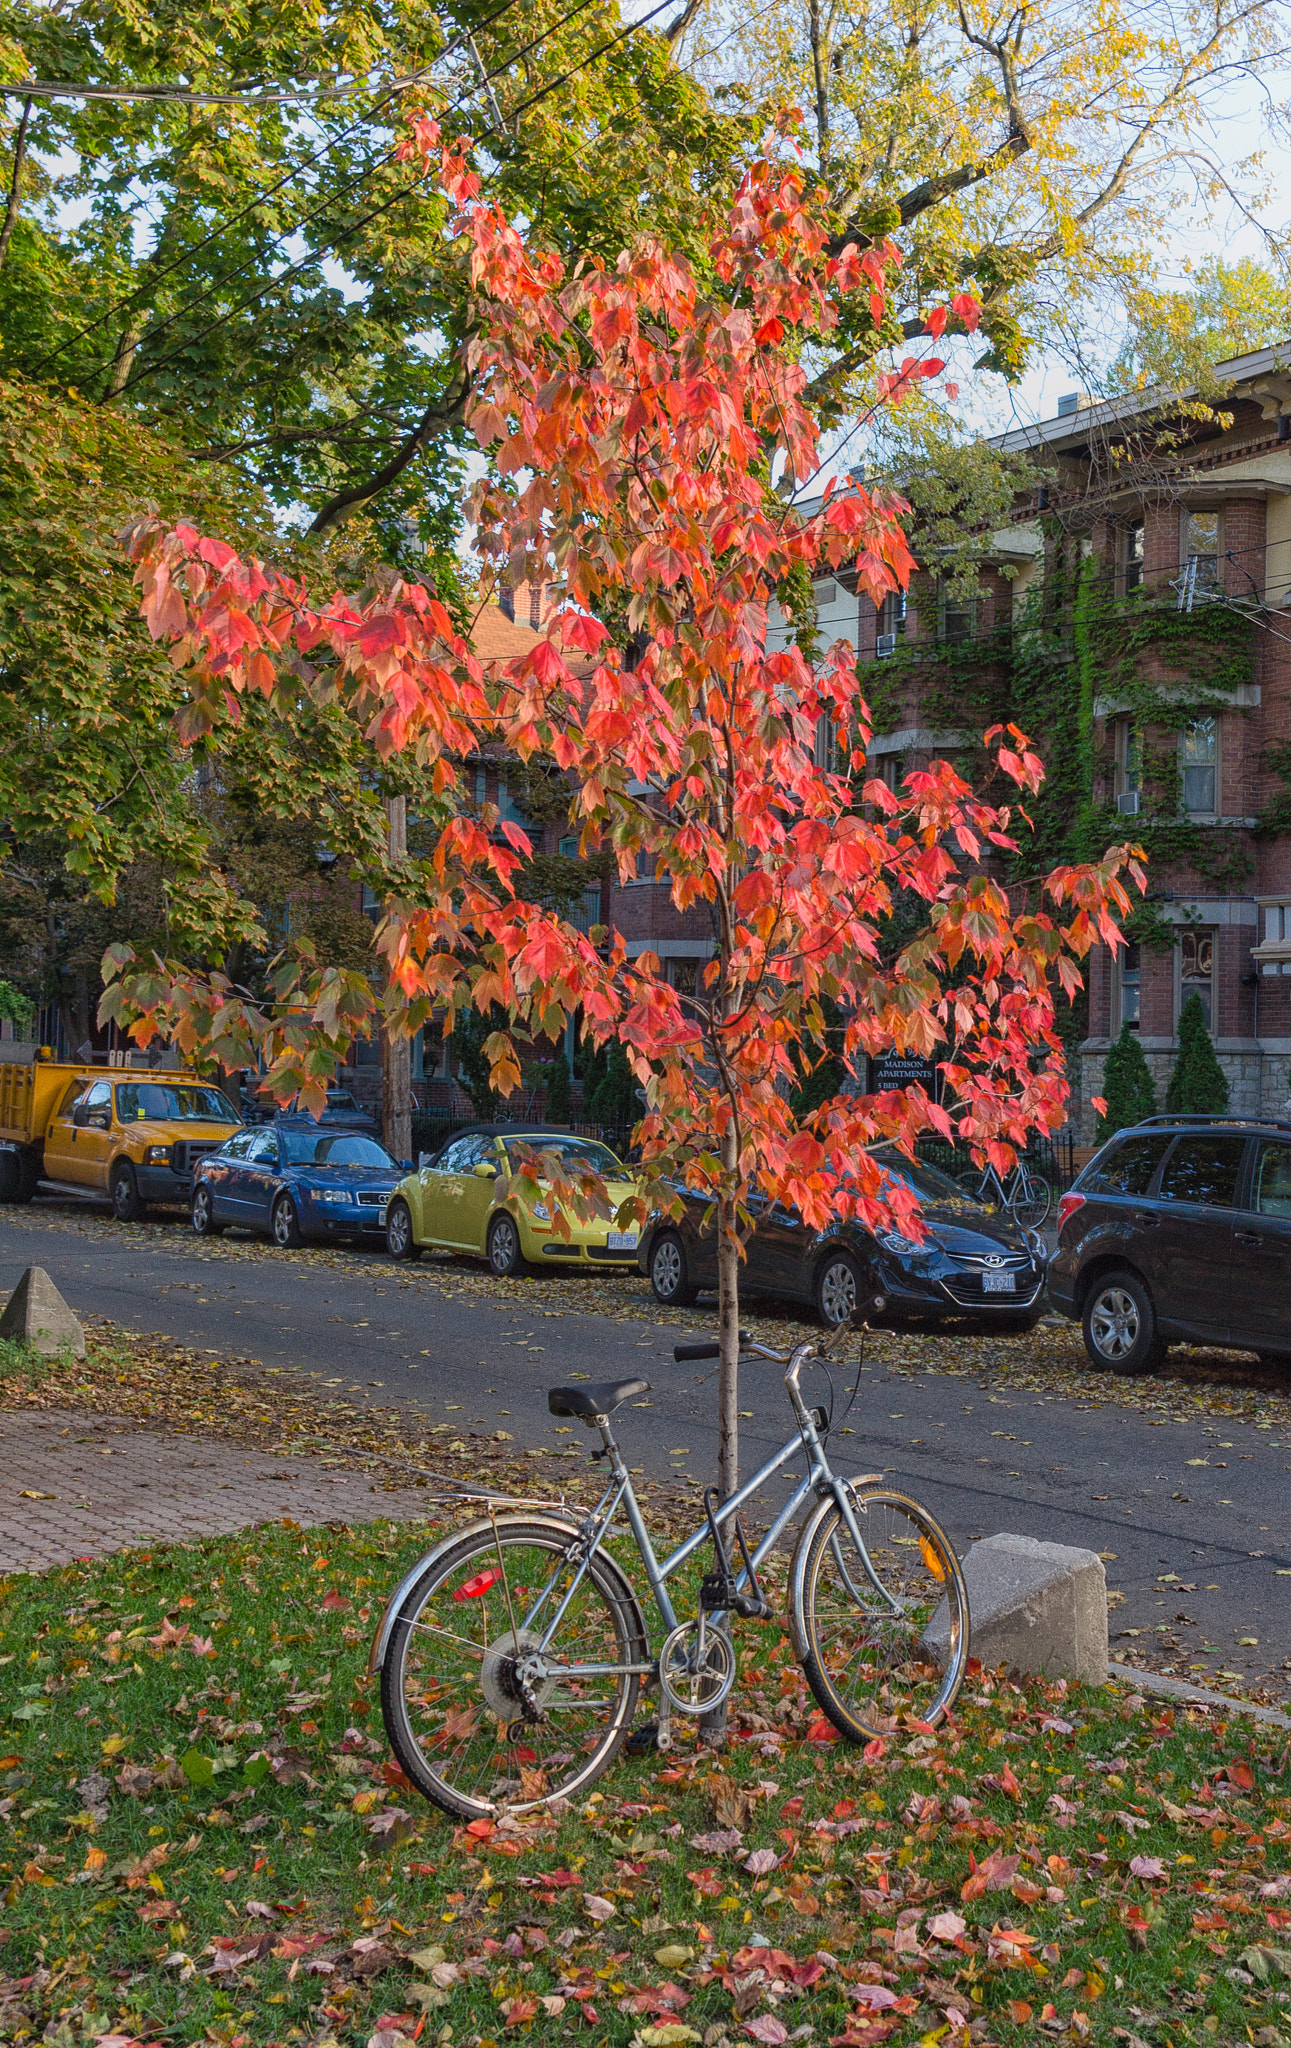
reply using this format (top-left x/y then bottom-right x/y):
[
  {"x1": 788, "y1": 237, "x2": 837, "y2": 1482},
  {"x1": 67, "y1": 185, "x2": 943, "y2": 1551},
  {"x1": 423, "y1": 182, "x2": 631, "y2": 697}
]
[
  {"x1": 1048, "y1": 1114, "x2": 1291, "y2": 1374},
  {"x1": 638, "y1": 1145, "x2": 1046, "y2": 1329}
]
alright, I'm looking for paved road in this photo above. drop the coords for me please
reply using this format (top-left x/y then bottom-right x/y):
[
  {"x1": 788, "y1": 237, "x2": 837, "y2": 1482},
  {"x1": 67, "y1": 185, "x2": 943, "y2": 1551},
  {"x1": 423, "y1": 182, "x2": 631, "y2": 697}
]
[{"x1": 2, "y1": 1205, "x2": 1288, "y2": 1696}]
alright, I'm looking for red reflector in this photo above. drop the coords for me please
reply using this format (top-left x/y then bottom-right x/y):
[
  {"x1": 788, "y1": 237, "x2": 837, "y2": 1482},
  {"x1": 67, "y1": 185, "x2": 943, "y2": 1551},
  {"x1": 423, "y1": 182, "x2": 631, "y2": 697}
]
[
  {"x1": 453, "y1": 1567, "x2": 503, "y2": 1602},
  {"x1": 1055, "y1": 1192, "x2": 1085, "y2": 1230}
]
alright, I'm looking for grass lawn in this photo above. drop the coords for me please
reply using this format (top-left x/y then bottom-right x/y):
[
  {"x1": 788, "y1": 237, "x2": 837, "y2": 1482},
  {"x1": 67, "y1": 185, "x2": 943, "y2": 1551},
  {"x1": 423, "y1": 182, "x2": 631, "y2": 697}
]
[{"x1": 3, "y1": 1518, "x2": 1291, "y2": 2048}]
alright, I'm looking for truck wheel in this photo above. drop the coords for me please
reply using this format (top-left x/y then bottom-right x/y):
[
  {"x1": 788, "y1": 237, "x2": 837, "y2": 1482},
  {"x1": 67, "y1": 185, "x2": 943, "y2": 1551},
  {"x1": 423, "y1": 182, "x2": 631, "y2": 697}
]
[
  {"x1": 111, "y1": 1161, "x2": 146, "y2": 1223},
  {"x1": 0, "y1": 1151, "x2": 18, "y2": 1202}
]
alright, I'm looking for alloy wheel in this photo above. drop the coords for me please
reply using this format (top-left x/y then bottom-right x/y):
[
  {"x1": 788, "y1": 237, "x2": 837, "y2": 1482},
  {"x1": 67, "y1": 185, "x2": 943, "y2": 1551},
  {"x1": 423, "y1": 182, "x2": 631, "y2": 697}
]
[
  {"x1": 818, "y1": 1255, "x2": 858, "y2": 1327},
  {"x1": 1089, "y1": 1285, "x2": 1140, "y2": 1362},
  {"x1": 651, "y1": 1238, "x2": 683, "y2": 1300}
]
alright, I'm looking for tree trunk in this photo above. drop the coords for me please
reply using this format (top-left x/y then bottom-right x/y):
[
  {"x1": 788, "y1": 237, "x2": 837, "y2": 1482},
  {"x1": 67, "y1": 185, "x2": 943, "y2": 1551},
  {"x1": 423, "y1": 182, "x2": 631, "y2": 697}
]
[
  {"x1": 381, "y1": 796, "x2": 413, "y2": 1162},
  {"x1": 700, "y1": 1117, "x2": 742, "y2": 1751}
]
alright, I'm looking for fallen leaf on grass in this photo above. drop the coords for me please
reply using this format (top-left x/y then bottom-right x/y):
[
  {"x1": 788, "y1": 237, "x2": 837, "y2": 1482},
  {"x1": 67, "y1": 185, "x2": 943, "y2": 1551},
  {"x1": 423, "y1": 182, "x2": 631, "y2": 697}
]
[
  {"x1": 583, "y1": 1893, "x2": 616, "y2": 1923},
  {"x1": 744, "y1": 1849, "x2": 779, "y2": 1877},
  {"x1": 744, "y1": 2019, "x2": 790, "y2": 2045},
  {"x1": 1129, "y1": 1856, "x2": 1167, "y2": 1880}
]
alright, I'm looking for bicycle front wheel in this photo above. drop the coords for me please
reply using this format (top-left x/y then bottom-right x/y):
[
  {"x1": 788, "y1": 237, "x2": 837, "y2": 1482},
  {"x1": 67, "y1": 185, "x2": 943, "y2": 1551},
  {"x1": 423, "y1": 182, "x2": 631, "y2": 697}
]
[
  {"x1": 379, "y1": 1518, "x2": 648, "y2": 1820},
  {"x1": 953, "y1": 1169, "x2": 990, "y2": 1206},
  {"x1": 1010, "y1": 1172, "x2": 1052, "y2": 1228},
  {"x1": 795, "y1": 1488, "x2": 969, "y2": 1740}
]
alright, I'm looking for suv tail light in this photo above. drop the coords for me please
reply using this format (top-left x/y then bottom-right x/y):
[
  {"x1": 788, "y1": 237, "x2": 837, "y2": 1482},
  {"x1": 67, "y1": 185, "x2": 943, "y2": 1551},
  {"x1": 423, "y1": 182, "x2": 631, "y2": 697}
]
[{"x1": 1055, "y1": 1192, "x2": 1085, "y2": 1231}]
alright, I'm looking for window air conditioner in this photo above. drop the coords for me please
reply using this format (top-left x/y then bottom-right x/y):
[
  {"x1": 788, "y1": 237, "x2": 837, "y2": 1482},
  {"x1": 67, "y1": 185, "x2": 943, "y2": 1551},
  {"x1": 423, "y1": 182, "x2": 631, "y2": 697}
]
[
  {"x1": 876, "y1": 632, "x2": 898, "y2": 657},
  {"x1": 1117, "y1": 790, "x2": 1141, "y2": 815}
]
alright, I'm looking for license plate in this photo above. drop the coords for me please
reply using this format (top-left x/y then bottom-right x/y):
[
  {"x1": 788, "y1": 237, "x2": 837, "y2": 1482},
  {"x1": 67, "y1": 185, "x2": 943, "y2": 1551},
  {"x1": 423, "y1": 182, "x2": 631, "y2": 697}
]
[
  {"x1": 606, "y1": 1231, "x2": 639, "y2": 1251},
  {"x1": 983, "y1": 1272, "x2": 1016, "y2": 1293}
]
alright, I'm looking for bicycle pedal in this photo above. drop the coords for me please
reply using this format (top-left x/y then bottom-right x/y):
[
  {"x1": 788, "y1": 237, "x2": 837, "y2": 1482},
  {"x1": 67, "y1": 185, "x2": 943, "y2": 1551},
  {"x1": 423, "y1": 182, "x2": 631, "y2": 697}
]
[{"x1": 625, "y1": 1721, "x2": 660, "y2": 1756}]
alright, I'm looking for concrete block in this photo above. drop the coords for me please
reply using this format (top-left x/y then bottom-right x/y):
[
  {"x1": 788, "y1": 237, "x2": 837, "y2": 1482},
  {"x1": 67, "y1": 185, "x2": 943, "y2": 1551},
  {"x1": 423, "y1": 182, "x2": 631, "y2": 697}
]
[
  {"x1": 0, "y1": 1266, "x2": 85, "y2": 1358},
  {"x1": 926, "y1": 1531, "x2": 1108, "y2": 1685}
]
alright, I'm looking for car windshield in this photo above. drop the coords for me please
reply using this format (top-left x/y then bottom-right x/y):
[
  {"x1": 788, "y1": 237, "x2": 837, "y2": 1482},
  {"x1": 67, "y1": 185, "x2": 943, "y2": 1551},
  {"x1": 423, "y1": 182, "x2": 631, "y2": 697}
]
[
  {"x1": 279, "y1": 1130, "x2": 395, "y2": 1168},
  {"x1": 115, "y1": 1083, "x2": 239, "y2": 1124},
  {"x1": 870, "y1": 1145, "x2": 979, "y2": 1207},
  {"x1": 327, "y1": 1090, "x2": 358, "y2": 1110},
  {"x1": 503, "y1": 1135, "x2": 625, "y2": 1176}
]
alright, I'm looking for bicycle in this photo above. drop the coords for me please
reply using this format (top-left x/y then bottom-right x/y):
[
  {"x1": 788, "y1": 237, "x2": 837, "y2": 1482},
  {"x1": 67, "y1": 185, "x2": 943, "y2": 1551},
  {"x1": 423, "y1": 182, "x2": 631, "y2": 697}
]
[
  {"x1": 370, "y1": 1323, "x2": 970, "y2": 1819},
  {"x1": 954, "y1": 1156, "x2": 1052, "y2": 1228}
]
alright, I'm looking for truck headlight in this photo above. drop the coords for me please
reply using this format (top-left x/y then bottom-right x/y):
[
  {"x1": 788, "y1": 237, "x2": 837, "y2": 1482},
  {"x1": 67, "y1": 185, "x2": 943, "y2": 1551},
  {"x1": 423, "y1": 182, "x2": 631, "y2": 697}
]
[{"x1": 147, "y1": 1145, "x2": 171, "y2": 1164}]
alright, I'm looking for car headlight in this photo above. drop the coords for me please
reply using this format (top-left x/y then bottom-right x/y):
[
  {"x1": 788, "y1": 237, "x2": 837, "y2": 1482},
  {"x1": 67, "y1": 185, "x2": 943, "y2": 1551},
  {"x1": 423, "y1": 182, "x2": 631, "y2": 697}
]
[
  {"x1": 531, "y1": 1201, "x2": 551, "y2": 1221},
  {"x1": 317, "y1": 1189, "x2": 353, "y2": 1204},
  {"x1": 876, "y1": 1229, "x2": 922, "y2": 1255},
  {"x1": 146, "y1": 1145, "x2": 171, "y2": 1164}
]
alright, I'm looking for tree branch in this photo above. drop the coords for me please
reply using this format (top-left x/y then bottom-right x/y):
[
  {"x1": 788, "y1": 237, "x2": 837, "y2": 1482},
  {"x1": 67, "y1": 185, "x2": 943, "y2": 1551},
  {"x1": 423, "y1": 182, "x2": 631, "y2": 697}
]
[
  {"x1": 0, "y1": 95, "x2": 31, "y2": 274},
  {"x1": 306, "y1": 372, "x2": 472, "y2": 534},
  {"x1": 664, "y1": 0, "x2": 706, "y2": 51}
]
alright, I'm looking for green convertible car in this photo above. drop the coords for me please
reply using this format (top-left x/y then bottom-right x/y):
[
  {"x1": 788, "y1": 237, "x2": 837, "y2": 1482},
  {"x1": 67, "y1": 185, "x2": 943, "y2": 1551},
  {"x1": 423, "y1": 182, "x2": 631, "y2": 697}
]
[{"x1": 384, "y1": 1124, "x2": 642, "y2": 1276}]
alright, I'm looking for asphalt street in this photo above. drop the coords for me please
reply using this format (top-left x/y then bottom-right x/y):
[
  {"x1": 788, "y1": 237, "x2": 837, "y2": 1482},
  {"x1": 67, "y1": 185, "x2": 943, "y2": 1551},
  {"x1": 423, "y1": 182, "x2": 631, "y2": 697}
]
[{"x1": 2, "y1": 1203, "x2": 1288, "y2": 1696}]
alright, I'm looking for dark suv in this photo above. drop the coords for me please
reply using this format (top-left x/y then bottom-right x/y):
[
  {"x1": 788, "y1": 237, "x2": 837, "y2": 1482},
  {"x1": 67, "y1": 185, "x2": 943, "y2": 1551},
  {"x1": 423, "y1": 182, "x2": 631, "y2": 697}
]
[{"x1": 1048, "y1": 1114, "x2": 1291, "y2": 1375}]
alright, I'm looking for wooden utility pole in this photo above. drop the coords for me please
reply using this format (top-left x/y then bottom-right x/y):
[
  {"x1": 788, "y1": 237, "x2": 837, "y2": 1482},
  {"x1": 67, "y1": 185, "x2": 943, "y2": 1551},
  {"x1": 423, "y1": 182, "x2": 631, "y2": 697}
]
[{"x1": 381, "y1": 795, "x2": 413, "y2": 1163}]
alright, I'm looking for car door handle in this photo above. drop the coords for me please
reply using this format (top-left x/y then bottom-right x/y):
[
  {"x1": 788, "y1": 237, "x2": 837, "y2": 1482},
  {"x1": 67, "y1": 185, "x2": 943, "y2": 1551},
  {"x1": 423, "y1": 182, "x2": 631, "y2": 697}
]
[
  {"x1": 1234, "y1": 1230, "x2": 1262, "y2": 1246},
  {"x1": 1133, "y1": 1212, "x2": 1160, "y2": 1227}
]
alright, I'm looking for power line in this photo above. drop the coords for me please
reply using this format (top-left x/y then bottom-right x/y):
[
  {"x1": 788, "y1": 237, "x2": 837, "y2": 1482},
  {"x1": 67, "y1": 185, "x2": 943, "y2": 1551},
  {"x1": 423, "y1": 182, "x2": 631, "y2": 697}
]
[
  {"x1": 0, "y1": 77, "x2": 401, "y2": 106},
  {"x1": 100, "y1": 0, "x2": 680, "y2": 409},
  {"x1": 29, "y1": 0, "x2": 528, "y2": 376}
]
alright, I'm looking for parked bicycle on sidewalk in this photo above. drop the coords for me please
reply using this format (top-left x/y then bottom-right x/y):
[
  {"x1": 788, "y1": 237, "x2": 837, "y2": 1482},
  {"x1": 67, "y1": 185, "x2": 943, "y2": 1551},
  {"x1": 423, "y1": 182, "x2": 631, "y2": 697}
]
[{"x1": 370, "y1": 1318, "x2": 970, "y2": 1818}]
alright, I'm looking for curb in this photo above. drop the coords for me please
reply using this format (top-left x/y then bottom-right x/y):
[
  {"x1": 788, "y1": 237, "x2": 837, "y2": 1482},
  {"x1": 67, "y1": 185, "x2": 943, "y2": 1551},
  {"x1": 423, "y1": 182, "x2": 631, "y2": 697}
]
[{"x1": 1108, "y1": 1660, "x2": 1291, "y2": 1730}]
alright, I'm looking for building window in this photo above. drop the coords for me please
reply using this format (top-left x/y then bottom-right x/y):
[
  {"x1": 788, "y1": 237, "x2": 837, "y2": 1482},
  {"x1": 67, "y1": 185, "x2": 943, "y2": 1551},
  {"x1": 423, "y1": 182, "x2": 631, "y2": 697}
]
[
  {"x1": 1123, "y1": 519, "x2": 1144, "y2": 593},
  {"x1": 1117, "y1": 943, "x2": 1141, "y2": 1031},
  {"x1": 876, "y1": 588, "x2": 906, "y2": 655},
  {"x1": 1183, "y1": 510, "x2": 1219, "y2": 595},
  {"x1": 558, "y1": 835, "x2": 579, "y2": 858},
  {"x1": 880, "y1": 753, "x2": 903, "y2": 794},
  {"x1": 474, "y1": 763, "x2": 487, "y2": 807},
  {"x1": 1179, "y1": 928, "x2": 1215, "y2": 1030},
  {"x1": 1181, "y1": 715, "x2": 1218, "y2": 816},
  {"x1": 667, "y1": 958, "x2": 699, "y2": 996},
  {"x1": 939, "y1": 585, "x2": 975, "y2": 646},
  {"x1": 1114, "y1": 717, "x2": 1141, "y2": 809}
]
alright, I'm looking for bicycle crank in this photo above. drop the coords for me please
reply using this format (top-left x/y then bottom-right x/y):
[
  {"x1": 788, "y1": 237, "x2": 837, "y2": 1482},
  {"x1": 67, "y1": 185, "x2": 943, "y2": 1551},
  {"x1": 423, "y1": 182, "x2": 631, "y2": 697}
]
[{"x1": 657, "y1": 1619, "x2": 737, "y2": 1715}]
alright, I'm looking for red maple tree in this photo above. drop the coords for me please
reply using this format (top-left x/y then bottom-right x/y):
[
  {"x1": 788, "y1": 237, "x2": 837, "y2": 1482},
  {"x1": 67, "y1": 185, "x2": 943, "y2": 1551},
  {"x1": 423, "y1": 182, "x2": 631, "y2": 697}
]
[{"x1": 111, "y1": 118, "x2": 1143, "y2": 1496}]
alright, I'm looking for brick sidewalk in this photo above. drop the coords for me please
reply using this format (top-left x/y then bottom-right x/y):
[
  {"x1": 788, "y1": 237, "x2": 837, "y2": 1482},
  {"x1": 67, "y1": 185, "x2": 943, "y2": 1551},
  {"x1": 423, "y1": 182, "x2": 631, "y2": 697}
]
[{"x1": 1, "y1": 1408, "x2": 437, "y2": 1573}]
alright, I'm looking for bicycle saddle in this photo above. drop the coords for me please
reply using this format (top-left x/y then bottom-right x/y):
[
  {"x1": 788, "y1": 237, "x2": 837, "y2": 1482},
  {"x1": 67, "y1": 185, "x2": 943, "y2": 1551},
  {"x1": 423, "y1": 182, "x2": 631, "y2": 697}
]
[{"x1": 548, "y1": 1378, "x2": 651, "y2": 1419}]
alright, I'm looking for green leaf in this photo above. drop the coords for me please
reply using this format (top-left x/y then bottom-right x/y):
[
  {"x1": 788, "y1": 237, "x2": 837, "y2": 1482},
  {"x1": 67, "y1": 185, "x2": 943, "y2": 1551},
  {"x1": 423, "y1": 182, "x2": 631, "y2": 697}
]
[
  {"x1": 180, "y1": 1748, "x2": 215, "y2": 1788},
  {"x1": 11, "y1": 1701, "x2": 47, "y2": 1721},
  {"x1": 243, "y1": 1755, "x2": 272, "y2": 1788}
]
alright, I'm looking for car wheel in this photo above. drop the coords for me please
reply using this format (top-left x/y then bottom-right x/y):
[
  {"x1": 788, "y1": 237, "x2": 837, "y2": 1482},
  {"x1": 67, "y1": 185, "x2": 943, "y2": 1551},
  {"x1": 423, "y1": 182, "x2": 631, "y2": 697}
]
[
  {"x1": 386, "y1": 1199, "x2": 421, "y2": 1263},
  {"x1": 487, "y1": 1211, "x2": 525, "y2": 1277},
  {"x1": 271, "y1": 1193, "x2": 302, "y2": 1249},
  {"x1": 649, "y1": 1230, "x2": 699, "y2": 1306},
  {"x1": 111, "y1": 1161, "x2": 146, "y2": 1223},
  {"x1": 191, "y1": 1184, "x2": 223, "y2": 1237},
  {"x1": 1081, "y1": 1270, "x2": 1163, "y2": 1376},
  {"x1": 815, "y1": 1248, "x2": 862, "y2": 1328}
]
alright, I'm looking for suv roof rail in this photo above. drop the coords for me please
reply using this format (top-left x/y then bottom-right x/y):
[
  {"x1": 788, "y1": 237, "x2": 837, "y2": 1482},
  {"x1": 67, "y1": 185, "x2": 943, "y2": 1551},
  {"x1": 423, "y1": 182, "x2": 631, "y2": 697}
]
[{"x1": 1132, "y1": 1112, "x2": 1291, "y2": 1133}]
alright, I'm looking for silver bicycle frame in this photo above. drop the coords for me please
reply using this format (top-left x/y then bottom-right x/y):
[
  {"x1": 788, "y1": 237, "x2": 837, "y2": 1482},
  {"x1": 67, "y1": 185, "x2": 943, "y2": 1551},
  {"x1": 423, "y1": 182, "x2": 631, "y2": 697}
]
[{"x1": 520, "y1": 1342, "x2": 897, "y2": 1674}]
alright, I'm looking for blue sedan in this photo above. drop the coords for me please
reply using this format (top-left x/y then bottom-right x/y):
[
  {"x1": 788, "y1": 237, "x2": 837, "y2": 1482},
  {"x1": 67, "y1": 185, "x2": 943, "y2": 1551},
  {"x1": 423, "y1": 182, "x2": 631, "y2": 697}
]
[{"x1": 190, "y1": 1122, "x2": 407, "y2": 1248}]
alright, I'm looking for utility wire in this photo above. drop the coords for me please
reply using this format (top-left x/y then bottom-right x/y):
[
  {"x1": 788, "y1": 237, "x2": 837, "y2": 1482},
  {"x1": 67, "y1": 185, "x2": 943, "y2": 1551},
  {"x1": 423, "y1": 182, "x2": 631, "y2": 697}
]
[{"x1": 99, "y1": 0, "x2": 679, "y2": 408}]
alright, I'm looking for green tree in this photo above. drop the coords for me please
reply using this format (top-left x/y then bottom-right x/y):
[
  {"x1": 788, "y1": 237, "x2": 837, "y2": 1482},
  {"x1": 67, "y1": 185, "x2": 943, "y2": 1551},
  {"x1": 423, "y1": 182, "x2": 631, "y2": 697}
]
[
  {"x1": 544, "y1": 1046, "x2": 573, "y2": 1123},
  {"x1": 1096, "y1": 1022, "x2": 1157, "y2": 1140},
  {"x1": 1165, "y1": 993, "x2": 1229, "y2": 1115},
  {"x1": 586, "y1": 1038, "x2": 638, "y2": 1131},
  {"x1": 0, "y1": 1, "x2": 737, "y2": 554}
]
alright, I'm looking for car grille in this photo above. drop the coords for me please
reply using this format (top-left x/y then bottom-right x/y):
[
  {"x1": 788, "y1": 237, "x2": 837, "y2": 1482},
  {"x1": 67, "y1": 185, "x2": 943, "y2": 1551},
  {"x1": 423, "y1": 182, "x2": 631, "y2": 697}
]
[
  {"x1": 940, "y1": 1265, "x2": 1042, "y2": 1307},
  {"x1": 356, "y1": 1190, "x2": 387, "y2": 1205},
  {"x1": 542, "y1": 1244, "x2": 584, "y2": 1258}
]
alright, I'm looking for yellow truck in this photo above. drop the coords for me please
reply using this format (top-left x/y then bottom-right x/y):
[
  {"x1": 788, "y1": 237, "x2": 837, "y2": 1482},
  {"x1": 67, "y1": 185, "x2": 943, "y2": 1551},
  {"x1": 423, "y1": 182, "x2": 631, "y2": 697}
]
[{"x1": 0, "y1": 1052, "x2": 243, "y2": 1220}]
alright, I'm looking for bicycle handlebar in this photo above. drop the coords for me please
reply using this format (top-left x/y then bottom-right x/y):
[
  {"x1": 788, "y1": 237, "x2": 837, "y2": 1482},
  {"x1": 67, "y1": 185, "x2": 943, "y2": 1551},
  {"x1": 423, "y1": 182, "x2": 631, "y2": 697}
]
[{"x1": 673, "y1": 1341, "x2": 719, "y2": 1362}]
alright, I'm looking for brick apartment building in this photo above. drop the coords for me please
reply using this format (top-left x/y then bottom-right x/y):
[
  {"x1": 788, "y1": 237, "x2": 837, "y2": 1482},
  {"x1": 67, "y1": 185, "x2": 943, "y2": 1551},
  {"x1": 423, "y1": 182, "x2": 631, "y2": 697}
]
[{"x1": 788, "y1": 344, "x2": 1291, "y2": 1137}]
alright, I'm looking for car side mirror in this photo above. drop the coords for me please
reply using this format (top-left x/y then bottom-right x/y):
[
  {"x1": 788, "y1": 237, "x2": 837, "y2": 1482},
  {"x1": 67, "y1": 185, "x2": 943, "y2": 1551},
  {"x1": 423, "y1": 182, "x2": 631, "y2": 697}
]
[
  {"x1": 474, "y1": 1161, "x2": 498, "y2": 1179},
  {"x1": 401, "y1": 1159, "x2": 413, "y2": 1171},
  {"x1": 72, "y1": 1103, "x2": 92, "y2": 1128}
]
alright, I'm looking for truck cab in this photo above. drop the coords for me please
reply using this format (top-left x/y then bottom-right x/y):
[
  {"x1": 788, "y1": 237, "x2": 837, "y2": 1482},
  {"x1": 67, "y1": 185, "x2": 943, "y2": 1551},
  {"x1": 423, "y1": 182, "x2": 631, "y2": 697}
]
[{"x1": 43, "y1": 1074, "x2": 243, "y2": 1219}]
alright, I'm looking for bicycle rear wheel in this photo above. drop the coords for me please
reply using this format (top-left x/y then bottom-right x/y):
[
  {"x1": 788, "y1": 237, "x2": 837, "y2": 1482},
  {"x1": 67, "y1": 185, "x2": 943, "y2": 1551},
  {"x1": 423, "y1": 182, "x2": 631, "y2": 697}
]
[
  {"x1": 795, "y1": 1487, "x2": 969, "y2": 1740},
  {"x1": 1010, "y1": 1172, "x2": 1051, "y2": 1228},
  {"x1": 953, "y1": 1169, "x2": 990, "y2": 1205},
  {"x1": 379, "y1": 1517, "x2": 647, "y2": 1819}
]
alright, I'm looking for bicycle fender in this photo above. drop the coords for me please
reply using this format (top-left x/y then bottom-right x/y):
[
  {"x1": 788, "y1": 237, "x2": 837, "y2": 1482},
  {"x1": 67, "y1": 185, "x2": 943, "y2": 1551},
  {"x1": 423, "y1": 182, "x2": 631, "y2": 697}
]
[
  {"x1": 367, "y1": 1512, "x2": 582, "y2": 1677},
  {"x1": 786, "y1": 1480, "x2": 884, "y2": 1663}
]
